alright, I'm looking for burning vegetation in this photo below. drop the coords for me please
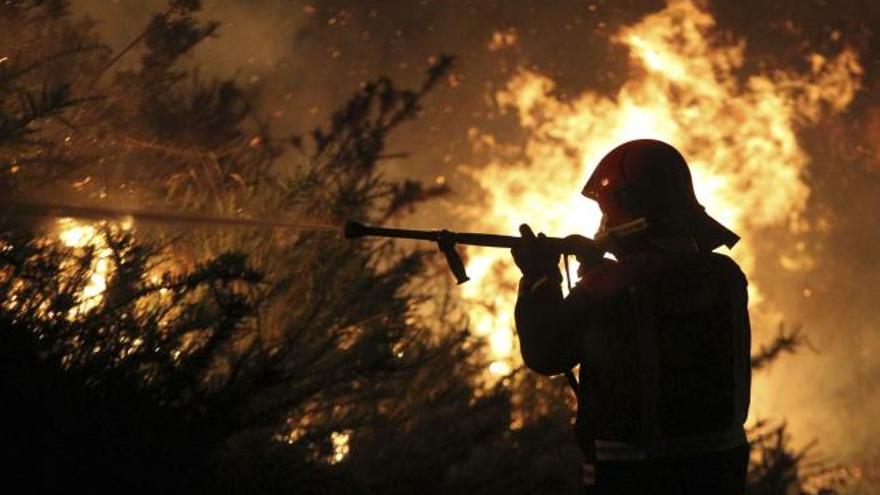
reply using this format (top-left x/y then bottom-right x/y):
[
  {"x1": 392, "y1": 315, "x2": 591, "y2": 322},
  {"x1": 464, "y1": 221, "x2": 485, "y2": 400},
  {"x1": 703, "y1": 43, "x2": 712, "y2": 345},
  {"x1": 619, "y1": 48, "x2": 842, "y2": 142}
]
[
  {"x1": 1, "y1": 0, "x2": 879, "y2": 493},
  {"x1": 461, "y1": 0, "x2": 862, "y2": 418}
]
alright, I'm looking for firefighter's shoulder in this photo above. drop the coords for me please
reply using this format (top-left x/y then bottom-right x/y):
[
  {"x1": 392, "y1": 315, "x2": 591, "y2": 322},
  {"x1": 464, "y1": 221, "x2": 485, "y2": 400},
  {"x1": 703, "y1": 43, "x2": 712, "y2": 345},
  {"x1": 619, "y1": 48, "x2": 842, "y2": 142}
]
[{"x1": 705, "y1": 251, "x2": 748, "y2": 288}]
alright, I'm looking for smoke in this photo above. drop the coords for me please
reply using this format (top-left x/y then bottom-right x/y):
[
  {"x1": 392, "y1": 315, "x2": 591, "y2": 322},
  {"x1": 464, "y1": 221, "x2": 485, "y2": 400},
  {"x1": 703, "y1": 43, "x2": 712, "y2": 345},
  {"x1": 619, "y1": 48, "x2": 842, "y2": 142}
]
[
  {"x1": 72, "y1": 0, "x2": 663, "y2": 195},
  {"x1": 70, "y1": 0, "x2": 880, "y2": 483}
]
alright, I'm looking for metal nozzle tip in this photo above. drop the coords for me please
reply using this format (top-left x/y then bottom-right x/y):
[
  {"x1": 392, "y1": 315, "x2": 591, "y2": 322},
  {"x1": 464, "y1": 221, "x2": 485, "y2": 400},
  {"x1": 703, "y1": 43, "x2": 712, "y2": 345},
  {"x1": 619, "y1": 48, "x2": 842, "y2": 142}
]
[{"x1": 343, "y1": 220, "x2": 366, "y2": 239}]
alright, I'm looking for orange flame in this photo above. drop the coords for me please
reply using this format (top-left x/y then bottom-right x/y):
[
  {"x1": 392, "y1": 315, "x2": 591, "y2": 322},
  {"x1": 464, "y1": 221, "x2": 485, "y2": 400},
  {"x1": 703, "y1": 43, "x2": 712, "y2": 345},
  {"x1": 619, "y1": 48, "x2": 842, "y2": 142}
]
[
  {"x1": 461, "y1": 0, "x2": 862, "y2": 382},
  {"x1": 56, "y1": 218, "x2": 113, "y2": 316}
]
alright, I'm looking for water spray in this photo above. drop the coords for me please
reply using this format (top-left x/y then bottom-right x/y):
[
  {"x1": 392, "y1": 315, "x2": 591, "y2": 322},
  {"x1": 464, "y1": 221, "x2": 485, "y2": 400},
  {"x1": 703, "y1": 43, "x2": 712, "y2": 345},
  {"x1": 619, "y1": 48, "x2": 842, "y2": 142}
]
[
  {"x1": 3, "y1": 199, "x2": 648, "y2": 396},
  {"x1": 1, "y1": 200, "x2": 341, "y2": 233},
  {"x1": 2, "y1": 199, "x2": 648, "y2": 285}
]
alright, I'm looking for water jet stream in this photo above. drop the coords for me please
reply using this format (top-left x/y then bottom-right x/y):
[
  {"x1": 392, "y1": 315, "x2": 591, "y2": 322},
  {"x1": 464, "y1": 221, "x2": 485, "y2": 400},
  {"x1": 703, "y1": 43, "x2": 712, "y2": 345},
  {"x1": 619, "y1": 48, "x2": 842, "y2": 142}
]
[{"x1": 1, "y1": 200, "x2": 341, "y2": 233}]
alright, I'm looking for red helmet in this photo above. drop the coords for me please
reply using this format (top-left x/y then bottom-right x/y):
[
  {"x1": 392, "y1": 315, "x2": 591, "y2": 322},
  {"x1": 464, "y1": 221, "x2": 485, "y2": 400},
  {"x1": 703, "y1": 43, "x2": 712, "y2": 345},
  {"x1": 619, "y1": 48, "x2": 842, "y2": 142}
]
[{"x1": 582, "y1": 139, "x2": 739, "y2": 251}]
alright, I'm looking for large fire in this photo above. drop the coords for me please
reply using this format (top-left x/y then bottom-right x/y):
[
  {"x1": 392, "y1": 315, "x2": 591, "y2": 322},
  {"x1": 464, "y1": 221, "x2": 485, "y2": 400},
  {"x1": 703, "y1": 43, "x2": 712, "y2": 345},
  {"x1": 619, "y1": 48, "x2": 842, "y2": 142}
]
[{"x1": 460, "y1": 0, "x2": 862, "y2": 392}]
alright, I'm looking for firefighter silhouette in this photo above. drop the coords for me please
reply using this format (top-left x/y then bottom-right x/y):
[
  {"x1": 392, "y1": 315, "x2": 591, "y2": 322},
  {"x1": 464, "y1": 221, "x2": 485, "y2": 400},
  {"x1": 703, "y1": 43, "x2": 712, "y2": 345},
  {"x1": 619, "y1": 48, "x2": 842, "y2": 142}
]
[{"x1": 513, "y1": 139, "x2": 751, "y2": 495}]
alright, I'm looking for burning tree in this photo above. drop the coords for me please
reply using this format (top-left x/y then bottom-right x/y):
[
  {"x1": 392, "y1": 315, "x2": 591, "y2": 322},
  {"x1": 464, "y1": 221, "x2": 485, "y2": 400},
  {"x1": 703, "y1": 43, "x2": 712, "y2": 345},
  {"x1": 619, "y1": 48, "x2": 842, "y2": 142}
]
[{"x1": 0, "y1": 1, "x2": 512, "y2": 492}]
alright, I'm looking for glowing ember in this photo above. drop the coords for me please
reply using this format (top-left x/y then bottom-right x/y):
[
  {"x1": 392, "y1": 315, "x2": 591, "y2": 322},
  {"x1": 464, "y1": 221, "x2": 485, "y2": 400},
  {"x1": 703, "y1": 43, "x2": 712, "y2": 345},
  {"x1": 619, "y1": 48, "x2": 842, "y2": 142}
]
[
  {"x1": 461, "y1": 0, "x2": 862, "y2": 380},
  {"x1": 329, "y1": 430, "x2": 351, "y2": 464},
  {"x1": 488, "y1": 28, "x2": 518, "y2": 52}
]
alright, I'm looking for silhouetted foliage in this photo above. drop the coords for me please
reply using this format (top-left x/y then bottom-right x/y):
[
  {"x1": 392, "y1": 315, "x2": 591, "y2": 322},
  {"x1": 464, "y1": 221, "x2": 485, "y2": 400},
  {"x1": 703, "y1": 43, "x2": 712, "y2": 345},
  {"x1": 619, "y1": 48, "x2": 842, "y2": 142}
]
[
  {"x1": 0, "y1": 2, "x2": 506, "y2": 493},
  {"x1": 751, "y1": 324, "x2": 808, "y2": 372}
]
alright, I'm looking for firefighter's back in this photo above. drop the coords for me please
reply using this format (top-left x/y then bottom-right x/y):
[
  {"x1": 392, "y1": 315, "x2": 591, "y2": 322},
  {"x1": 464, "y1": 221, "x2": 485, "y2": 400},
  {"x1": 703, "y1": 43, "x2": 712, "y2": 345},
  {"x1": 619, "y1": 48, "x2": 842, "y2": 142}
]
[{"x1": 578, "y1": 250, "x2": 751, "y2": 495}]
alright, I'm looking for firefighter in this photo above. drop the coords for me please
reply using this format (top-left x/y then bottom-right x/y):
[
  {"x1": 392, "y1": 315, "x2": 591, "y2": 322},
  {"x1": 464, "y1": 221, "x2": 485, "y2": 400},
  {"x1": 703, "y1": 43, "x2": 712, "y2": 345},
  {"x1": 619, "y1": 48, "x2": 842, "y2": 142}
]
[{"x1": 512, "y1": 139, "x2": 751, "y2": 495}]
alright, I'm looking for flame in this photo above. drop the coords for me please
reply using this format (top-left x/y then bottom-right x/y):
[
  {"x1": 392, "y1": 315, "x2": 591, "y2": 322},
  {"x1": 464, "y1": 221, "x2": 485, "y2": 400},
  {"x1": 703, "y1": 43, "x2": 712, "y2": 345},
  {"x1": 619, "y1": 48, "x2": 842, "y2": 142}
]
[
  {"x1": 56, "y1": 217, "x2": 112, "y2": 315},
  {"x1": 461, "y1": 0, "x2": 861, "y2": 382}
]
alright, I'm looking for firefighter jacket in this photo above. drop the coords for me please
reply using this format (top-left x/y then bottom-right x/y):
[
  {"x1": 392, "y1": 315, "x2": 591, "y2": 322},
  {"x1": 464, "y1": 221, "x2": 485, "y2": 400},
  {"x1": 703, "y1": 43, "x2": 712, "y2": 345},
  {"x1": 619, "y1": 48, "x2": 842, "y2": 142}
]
[{"x1": 515, "y1": 249, "x2": 751, "y2": 461}]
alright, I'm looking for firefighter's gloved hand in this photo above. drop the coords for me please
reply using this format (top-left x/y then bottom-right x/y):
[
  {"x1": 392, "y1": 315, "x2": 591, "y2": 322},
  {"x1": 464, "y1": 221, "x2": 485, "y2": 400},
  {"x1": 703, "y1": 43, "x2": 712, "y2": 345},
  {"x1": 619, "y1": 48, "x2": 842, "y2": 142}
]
[{"x1": 512, "y1": 224, "x2": 560, "y2": 279}]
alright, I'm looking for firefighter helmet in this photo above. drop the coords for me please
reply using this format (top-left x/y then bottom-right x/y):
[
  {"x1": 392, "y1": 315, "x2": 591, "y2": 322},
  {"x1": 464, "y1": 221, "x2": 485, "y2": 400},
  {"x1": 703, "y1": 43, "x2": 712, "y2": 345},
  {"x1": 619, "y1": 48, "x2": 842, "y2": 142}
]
[{"x1": 583, "y1": 139, "x2": 739, "y2": 251}]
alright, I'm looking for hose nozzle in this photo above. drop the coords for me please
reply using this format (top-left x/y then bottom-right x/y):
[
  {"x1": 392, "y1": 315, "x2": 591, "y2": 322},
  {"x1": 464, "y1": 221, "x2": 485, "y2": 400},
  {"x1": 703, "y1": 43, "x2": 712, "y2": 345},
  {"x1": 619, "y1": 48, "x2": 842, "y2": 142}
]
[{"x1": 344, "y1": 220, "x2": 368, "y2": 239}]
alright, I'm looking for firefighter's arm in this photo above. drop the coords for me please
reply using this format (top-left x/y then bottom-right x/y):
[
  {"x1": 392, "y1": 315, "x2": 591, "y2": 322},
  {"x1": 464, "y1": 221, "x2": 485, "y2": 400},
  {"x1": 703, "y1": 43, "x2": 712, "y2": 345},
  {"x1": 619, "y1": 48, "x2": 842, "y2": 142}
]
[
  {"x1": 514, "y1": 272, "x2": 584, "y2": 375},
  {"x1": 511, "y1": 223, "x2": 586, "y2": 375}
]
